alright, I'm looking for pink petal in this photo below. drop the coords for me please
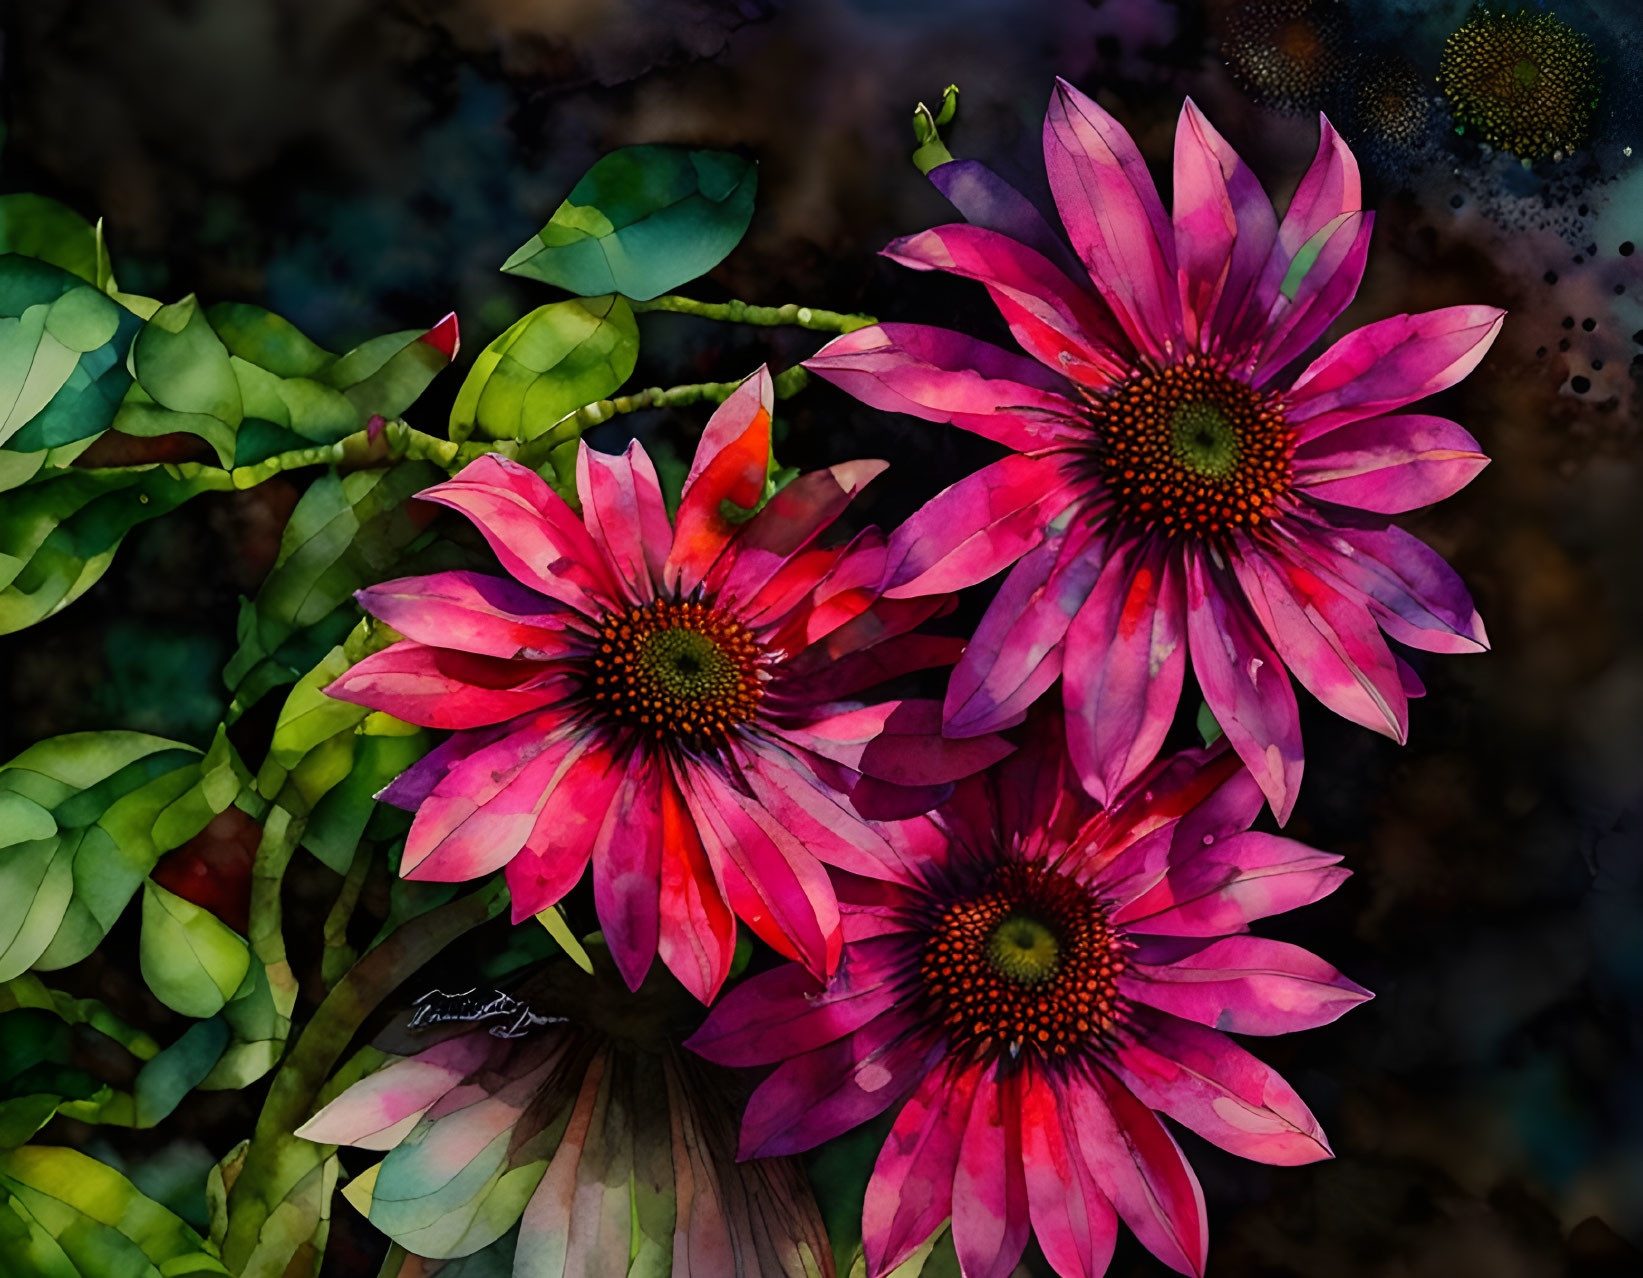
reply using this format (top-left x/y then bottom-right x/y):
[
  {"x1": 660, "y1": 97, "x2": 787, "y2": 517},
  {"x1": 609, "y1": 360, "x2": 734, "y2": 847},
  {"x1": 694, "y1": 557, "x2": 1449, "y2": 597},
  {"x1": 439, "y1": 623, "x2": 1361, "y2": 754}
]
[
  {"x1": 325, "y1": 640, "x2": 568, "y2": 730},
  {"x1": 1250, "y1": 211, "x2": 1374, "y2": 382},
  {"x1": 951, "y1": 1069, "x2": 1031, "y2": 1278},
  {"x1": 795, "y1": 700, "x2": 1013, "y2": 788},
  {"x1": 1020, "y1": 1076, "x2": 1119, "y2": 1278},
  {"x1": 1184, "y1": 552, "x2": 1303, "y2": 822},
  {"x1": 944, "y1": 523, "x2": 1106, "y2": 737},
  {"x1": 296, "y1": 1033, "x2": 494, "y2": 1149},
  {"x1": 717, "y1": 460, "x2": 888, "y2": 607},
  {"x1": 1172, "y1": 99, "x2": 1277, "y2": 354},
  {"x1": 1064, "y1": 1071, "x2": 1208, "y2": 1276},
  {"x1": 1233, "y1": 546, "x2": 1407, "y2": 740},
  {"x1": 679, "y1": 761, "x2": 841, "y2": 983},
  {"x1": 885, "y1": 224, "x2": 1129, "y2": 388},
  {"x1": 1120, "y1": 934, "x2": 1372, "y2": 1035},
  {"x1": 419, "y1": 312, "x2": 460, "y2": 360},
  {"x1": 780, "y1": 593, "x2": 954, "y2": 679},
  {"x1": 1158, "y1": 749, "x2": 1265, "y2": 854},
  {"x1": 737, "y1": 1013, "x2": 939, "y2": 1159},
  {"x1": 504, "y1": 739, "x2": 626, "y2": 920},
  {"x1": 1112, "y1": 1008, "x2": 1332, "y2": 1165},
  {"x1": 736, "y1": 744, "x2": 902, "y2": 880},
  {"x1": 516, "y1": 1048, "x2": 609, "y2": 1274},
  {"x1": 1284, "y1": 306, "x2": 1507, "y2": 439},
  {"x1": 766, "y1": 528, "x2": 890, "y2": 650},
  {"x1": 401, "y1": 722, "x2": 582, "y2": 880},
  {"x1": 1292, "y1": 519, "x2": 1488, "y2": 653},
  {"x1": 1114, "y1": 830, "x2": 1348, "y2": 936},
  {"x1": 805, "y1": 323, "x2": 1084, "y2": 453},
  {"x1": 1294, "y1": 413, "x2": 1489, "y2": 513},
  {"x1": 575, "y1": 440, "x2": 672, "y2": 602},
  {"x1": 884, "y1": 454, "x2": 1073, "y2": 598},
  {"x1": 779, "y1": 633, "x2": 966, "y2": 706},
  {"x1": 1063, "y1": 539, "x2": 1189, "y2": 805},
  {"x1": 376, "y1": 722, "x2": 511, "y2": 810},
  {"x1": 591, "y1": 756, "x2": 662, "y2": 992},
  {"x1": 685, "y1": 937, "x2": 909, "y2": 1067},
  {"x1": 1043, "y1": 78, "x2": 1181, "y2": 360},
  {"x1": 1081, "y1": 742, "x2": 1245, "y2": 878},
  {"x1": 863, "y1": 1064, "x2": 981, "y2": 1275},
  {"x1": 1233, "y1": 116, "x2": 1362, "y2": 367},
  {"x1": 928, "y1": 158, "x2": 1086, "y2": 278},
  {"x1": 655, "y1": 770, "x2": 737, "y2": 1003},
  {"x1": 355, "y1": 572, "x2": 572, "y2": 660},
  {"x1": 418, "y1": 455, "x2": 618, "y2": 615},
  {"x1": 665, "y1": 367, "x2": 773, "y2": 596}
]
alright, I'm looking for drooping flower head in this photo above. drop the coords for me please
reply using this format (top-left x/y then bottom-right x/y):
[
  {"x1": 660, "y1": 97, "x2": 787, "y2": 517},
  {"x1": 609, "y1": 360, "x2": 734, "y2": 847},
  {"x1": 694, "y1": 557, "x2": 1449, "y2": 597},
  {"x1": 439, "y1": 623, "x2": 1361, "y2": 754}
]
[
  {"x1": 807, "y1": 81, "x2": 1503, "y2": 821},
  {"x1": 328, "y1": 368, "x2": 1007, "y2": 1002},
  {"x1": 299, "y1": 948, "x2": 834, "y2": 1276},
  {"x1": 689, "y1": 720, "x2": 1369, "y2": 1278}
]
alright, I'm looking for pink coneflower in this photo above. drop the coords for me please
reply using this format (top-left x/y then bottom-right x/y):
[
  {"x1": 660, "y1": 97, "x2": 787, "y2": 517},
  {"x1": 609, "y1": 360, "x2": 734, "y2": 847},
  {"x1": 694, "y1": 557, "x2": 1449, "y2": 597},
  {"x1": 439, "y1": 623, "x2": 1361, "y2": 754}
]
[
  {"x1": 327, "y1": 369, "x2": 1007, "y2": 1003},
  {"x1": 807, "y1": 80, "x2": 1502, "y2": 820},
  {"x1": 689, "y1": 722, "x2": 1369, "y2": 1278},
  {"x1": 299, "y1": 950, "x2": 834, "y2": 1276}
]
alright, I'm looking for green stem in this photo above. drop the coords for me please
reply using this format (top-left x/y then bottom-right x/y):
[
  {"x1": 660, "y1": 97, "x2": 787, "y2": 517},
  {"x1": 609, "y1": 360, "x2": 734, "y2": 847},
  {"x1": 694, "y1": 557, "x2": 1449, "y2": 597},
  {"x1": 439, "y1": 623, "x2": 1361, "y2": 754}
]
[
  {"x1": 529, "y1": 365, "x2": 812, "y2": 452},
  {"x1": 319, "y1": 843, "x2": 372, "y2": 990},
  {"x1": 630, "y1": 294, "x2": 877, "y2": 335},
  {"x1": 68, "y1": 362, "x2": 810, "y2": 493},
  {"x1": 221, "y1": 877, "x2": 509, "y2": 1270},
  {"x1": 247, "y1": 806, "x2": 304, "y2": 1037}
]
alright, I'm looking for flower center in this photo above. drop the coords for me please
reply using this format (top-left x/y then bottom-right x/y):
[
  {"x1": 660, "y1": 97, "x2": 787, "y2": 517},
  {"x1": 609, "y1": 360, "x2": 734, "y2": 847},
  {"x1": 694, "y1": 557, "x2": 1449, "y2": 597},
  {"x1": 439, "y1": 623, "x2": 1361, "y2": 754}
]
[
  {"x1": 1437, "y1": 4, "x2": 1601, "y2": 161},
  {"x1": 1090, "y1": 356, "x2": 1294, "y2": 540},
  {"x1": 986, "y1": 916, "x2": 1061, "y2": 985},
  {"x1": 586, "y1": 599, "x2": 764, "y2": 747},
  {"x1": 920, "y1": 863, "x2": 1126, "y2": 1062}
]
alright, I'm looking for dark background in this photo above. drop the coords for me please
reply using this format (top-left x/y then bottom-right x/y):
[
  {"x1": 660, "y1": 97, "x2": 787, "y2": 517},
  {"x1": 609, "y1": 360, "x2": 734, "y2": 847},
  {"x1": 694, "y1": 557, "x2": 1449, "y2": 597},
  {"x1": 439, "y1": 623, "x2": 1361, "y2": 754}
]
[{"x1": 2, "y1": 1, "x2": 1641, "y2": 1274}]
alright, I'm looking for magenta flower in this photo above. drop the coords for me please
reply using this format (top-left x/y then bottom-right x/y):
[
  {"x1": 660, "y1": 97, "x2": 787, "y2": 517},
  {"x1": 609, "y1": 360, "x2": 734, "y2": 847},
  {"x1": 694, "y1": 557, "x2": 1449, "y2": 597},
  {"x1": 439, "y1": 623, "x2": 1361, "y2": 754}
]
[
  {"x1": 327, "y1": 368, "x2": 1008, "y2": 1002},
  {"x1": 298, "y1": 952, "x2": 834, "y2": 1275},
  {"x1": 689, "y1": 723, "x2": 1369, "y2": 1278},
  {"x1": 807, "y1": 80, "x2": 1502, "y2": 820}
]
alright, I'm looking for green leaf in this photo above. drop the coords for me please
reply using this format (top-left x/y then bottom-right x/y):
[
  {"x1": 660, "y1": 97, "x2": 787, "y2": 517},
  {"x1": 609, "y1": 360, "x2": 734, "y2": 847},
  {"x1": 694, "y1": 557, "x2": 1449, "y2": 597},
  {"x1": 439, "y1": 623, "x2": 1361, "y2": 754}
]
[
  {"x1": 1195, "y1": 699, "x2": 1225, "y2": 747},
  {"x1": 117, "y1": 294, "x2": 243, "y2": 466},
  {"x1": 0, "y1": 461, "x2": 231, "y2": 635},
  {"x1": 450, "y1": 295, "x2": 638, "y2": 442},
  {"x1": 196, "y1": 962, "x2": 283, "y2": 1091},
  {"x1": 0, "y1": 196, "x2": 105, "y2": 286},
  {"x1": 139, "y1": 881, "x2": 251, "y2": 1019},
  {"x1": 0, "y1": 1145, "x2": 232, "y2": 1277},
  {"x1": 132, "y1": 1017, "x2": 230, "y2": 1127},
  {"x1": 533, "y1": 907, "x2": 592, "y2": 975},
  {"x1": 224, "y1": 461, "x2": 449, "y2": 715},
  {"x1": 0, "y1": 732, "x2": 222, "y2": 979},
  {"x1": 502, "y1": 146, "x2": 756, "y2": 300},
  {"x1": 303, "y1": 731, "x2": 429, "y2": 874},
  {"x1": 324, "y1": 321, "x2": 458, "y2": 422},
  {"x1": 0, "y1": 254, "x2": 142, "y2": 453},
  {"x1": 208, "y1": 303, "x2": 333, "y2": 379},
  {"x1": 150, "y1": 726, "x2": 250, "y2": 853},
  {"x1": 0, "y1": 1008, "x2": 106, "y2": 1146}
]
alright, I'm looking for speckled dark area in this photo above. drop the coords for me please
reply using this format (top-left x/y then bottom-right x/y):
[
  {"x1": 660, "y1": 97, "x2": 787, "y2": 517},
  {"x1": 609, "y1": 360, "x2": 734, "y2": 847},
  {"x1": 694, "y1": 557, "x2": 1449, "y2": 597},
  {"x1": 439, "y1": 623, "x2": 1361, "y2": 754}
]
[{"x1": 2, "y1": 1, "x2": 1640, "y2": 1274}]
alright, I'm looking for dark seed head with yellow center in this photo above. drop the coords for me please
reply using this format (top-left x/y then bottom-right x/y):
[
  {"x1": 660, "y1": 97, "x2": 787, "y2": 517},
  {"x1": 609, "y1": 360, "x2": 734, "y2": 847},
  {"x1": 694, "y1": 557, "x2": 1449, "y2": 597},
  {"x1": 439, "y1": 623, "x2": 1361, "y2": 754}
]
[
  {"x1": 1438, "y1": 4, "x2": 1602, "y2": 161},
  {"x1": 1087, "y1": 356, "x2": 1294, "y2": 540},
  {"x1": 1222, "y1": 0, "x2": 1351, "y2": 115},
  {"x1": 585, "y1": 599, "x2": 764, "y2": 748},
  {"x1": 920, "y1": 863, "x2": 1127, "y2": 1064}
]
